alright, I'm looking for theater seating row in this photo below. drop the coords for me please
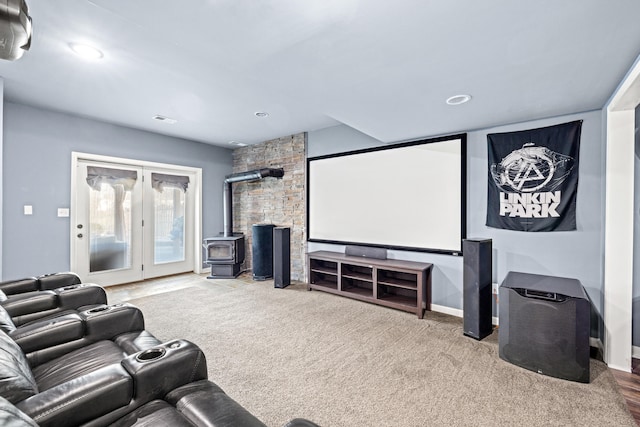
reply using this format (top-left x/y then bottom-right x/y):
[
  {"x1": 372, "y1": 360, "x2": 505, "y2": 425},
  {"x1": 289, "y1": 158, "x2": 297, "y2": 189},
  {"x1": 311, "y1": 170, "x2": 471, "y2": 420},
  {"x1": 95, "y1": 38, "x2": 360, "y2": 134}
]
[{"x1": 0, "y1": 273, "x2": 319, "y2": 427}]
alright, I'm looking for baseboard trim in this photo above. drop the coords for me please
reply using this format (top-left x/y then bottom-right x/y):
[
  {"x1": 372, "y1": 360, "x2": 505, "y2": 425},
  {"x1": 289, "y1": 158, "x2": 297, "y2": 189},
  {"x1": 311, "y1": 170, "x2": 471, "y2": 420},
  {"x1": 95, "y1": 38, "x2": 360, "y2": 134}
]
[
  {"x1": 609, "y1": 363, "x2": 632, "y2": 373},
  {"x1": 430, "y1": 304, "x2": 462, "y2": 318},
  {"x1": 430, "y1": 304, "x2": 499, "y2": 326}
]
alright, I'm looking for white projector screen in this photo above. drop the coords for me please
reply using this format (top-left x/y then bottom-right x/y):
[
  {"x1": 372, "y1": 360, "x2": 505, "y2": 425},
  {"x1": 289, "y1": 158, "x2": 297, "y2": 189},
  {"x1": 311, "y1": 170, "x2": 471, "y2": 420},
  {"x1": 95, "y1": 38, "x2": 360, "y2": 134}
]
[{"x1": 307, "y1": 134, "x2": 466, "y2": 255}]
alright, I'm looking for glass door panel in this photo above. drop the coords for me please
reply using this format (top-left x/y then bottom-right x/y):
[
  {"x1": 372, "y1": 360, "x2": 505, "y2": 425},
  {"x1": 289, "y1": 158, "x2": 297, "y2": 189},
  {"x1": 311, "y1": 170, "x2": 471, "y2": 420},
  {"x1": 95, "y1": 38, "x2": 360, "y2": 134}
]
[
  {"x1": 89, "y1": 183, "x2": 133, "y2": 272},
  {"x1": 154, "y1": 187, "x2": 186, "y2": 264}
]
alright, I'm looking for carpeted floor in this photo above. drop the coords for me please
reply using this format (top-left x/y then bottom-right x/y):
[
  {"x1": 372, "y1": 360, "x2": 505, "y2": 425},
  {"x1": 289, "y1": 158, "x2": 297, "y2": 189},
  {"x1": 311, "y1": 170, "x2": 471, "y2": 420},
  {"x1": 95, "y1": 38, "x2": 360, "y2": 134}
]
[{"x1": 123, "y1": 281, "x2": 635, "y2": 427}]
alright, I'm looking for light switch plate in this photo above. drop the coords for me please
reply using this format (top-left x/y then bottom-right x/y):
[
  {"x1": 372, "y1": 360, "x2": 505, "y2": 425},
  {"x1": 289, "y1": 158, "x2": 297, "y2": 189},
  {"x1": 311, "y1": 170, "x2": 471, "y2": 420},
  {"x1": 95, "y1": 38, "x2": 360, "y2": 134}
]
[
  {"x1": 24, "y1": 205, "x2": 33, "y2": 215},
  {"x1": 57, "y1": 208, "x2": 70, "y2": 217}
]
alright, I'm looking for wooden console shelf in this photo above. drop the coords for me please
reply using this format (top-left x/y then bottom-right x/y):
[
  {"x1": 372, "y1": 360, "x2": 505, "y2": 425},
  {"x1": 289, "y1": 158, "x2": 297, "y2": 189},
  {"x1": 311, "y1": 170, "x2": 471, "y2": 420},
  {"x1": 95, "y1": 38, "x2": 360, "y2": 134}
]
[{"x1": 307, "y1": 251, "x2": 433, "y2": 318}]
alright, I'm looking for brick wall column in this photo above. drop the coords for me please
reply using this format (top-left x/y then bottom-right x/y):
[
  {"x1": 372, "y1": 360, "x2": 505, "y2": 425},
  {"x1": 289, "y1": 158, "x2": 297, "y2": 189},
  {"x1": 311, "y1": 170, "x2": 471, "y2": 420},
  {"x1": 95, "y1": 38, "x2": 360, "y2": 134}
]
[{"x1": 232, "y1": 133, "x2": 306, "y2": 280}]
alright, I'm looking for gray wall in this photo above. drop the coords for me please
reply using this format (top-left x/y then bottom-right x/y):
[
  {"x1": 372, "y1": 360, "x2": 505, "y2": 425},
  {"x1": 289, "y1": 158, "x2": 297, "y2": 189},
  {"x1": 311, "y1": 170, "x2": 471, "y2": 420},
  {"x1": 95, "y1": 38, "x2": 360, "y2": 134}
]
[
  {"x1": 2, "y1": 102, "x2": 233, "y2": 279},
  {"x1": 1, "y1": 99, "x2": 607, "y2": 337},
  {"x1": 308, "y1": 110, "x2": 605, "y2": 336}
]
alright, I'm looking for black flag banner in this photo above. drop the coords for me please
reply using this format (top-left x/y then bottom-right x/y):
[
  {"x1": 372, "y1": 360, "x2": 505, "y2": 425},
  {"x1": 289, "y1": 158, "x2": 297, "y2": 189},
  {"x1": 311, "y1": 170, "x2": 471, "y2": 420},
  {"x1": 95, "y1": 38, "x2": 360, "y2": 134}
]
[{"x1": 486, "y1": 120, "x2": 582, "y2": 232}]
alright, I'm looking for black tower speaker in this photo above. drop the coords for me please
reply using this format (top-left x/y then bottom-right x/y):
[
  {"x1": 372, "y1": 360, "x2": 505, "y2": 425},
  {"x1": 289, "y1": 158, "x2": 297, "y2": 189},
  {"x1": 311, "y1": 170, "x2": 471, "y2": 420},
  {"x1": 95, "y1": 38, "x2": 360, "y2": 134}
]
[
  {"x1": 273, "y1": 227, "x2": 290, "y2": 288},
  {"x1": 463, "y1": 238, "x2": 493, "y2": 340},
  {"x1": 252, "y1": 224, "x2": 275, "y2": 280},
  {"x1": 498, "y1": 271, "x2": 590, "y2": 383}
]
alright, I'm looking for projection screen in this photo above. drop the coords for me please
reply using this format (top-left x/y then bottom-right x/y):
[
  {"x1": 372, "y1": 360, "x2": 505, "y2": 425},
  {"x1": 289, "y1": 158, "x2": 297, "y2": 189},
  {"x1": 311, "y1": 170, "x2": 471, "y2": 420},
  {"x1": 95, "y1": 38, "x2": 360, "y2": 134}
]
[{"x1": 307, "y1": 134, "x2": 466, "y2": 255}]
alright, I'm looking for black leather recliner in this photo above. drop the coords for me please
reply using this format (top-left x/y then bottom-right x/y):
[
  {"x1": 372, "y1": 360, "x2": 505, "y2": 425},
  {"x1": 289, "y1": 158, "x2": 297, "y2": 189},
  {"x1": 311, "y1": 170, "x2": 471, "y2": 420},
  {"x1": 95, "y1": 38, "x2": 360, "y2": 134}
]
[
  {"x1": 1, "y1": 381, "x2": 321, "y2": 427},
  {"x1": 0, "y1": 272, "x2": 107, "y2": 326},
  {"x1": 0, "y1": 316, "x2": 321, "y2": 426},
  {"x1": 0, "y1": 327, "x2": 206, "y2": 426},
  {"x1": 0, "y1": 272, "x2": 82, "y2": 294},
  {"x1": 0, "y1": 272, "x2": 321, "y2": 426},
  {"x1": 106, "y1": 379, "x2": 321, "y2": 427},
  {"x1": 0, "y1": 302, "x2": 153, "y2": 366}
]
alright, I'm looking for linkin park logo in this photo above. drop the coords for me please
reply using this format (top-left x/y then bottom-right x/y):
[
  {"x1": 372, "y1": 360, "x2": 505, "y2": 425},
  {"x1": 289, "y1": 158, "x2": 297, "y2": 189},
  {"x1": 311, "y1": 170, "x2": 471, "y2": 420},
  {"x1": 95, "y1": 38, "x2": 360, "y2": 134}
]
[
  {"x1": 490, "y1": 143, "x2": 574, "y2": 193},
  {"x1": 490, "y1": 143, "x2": 576, "y2": 219}
]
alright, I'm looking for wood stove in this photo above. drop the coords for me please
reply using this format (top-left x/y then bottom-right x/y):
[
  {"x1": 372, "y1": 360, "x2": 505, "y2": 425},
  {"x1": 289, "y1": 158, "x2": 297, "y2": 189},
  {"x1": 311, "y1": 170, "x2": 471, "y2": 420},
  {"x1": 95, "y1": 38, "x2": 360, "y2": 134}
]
[
  {"x1": 204, "y1": 167, "x2": 283, "y2": 279},
  {"x1": 204, "y1": 234, "x2": 245, "y2": 279}
]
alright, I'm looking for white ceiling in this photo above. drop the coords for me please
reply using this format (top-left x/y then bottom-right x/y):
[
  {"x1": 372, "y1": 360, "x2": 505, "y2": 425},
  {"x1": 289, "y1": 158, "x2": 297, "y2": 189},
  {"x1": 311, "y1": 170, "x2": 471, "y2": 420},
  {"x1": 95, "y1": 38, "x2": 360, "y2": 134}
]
[{"x1": 1, "y1": 0, "x2": 639, "y2": 147}]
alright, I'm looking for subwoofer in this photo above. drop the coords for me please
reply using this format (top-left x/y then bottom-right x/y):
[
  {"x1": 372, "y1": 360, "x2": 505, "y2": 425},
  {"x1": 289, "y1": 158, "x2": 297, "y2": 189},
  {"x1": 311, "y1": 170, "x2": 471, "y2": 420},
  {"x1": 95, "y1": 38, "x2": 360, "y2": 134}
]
[
  {"x1": 498, "y1": 271, "x2": 590, "y2": 383},
  {"x1": 463, "y1": 238, "x2": 493, "y2": 340},
  {"x1": 252, "y1": 224, "x2": 275, "y2": 281},
  {"x1": 273, "y1": 227, "x2": 290, "y2": 288}
]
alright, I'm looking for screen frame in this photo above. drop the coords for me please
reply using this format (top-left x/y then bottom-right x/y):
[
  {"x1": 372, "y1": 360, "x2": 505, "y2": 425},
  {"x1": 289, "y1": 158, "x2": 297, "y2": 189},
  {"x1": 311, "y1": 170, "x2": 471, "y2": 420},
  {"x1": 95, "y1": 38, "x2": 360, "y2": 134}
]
[{"x1": 306, "y1": 133, "x2": 467, "y2": 256}]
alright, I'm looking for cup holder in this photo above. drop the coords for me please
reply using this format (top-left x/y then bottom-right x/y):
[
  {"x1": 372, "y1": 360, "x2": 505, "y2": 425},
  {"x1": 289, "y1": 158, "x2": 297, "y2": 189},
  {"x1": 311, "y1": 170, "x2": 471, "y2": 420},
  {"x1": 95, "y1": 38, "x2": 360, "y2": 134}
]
[
  {"x1": 136, "y1": 348, "x2": 166, "y2": 362},
  {"x1": 86, "y1": 306, "x2": 111, "y2": 314},
  {"x1": 60, "y1": 285, "x2": 80, "y2": 291}
]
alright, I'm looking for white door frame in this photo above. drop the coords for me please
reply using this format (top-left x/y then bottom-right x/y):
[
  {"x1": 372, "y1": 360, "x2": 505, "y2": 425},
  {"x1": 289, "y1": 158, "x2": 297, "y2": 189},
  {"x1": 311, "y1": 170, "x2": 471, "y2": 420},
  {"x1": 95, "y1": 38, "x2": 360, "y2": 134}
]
[
  {"x1": 604, "y1": 56, "x2": 640, "y2": 371},
  {"x1": 70, "y1": 152, "x2": 204, "y2": 283}
]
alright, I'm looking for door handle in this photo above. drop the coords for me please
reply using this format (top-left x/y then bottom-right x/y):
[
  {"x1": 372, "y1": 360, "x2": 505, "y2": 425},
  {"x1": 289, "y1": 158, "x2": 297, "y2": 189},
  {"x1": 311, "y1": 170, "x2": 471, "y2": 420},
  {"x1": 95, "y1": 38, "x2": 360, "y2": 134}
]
[{"x1": 77, "y1": 233, "x2": 83, "y2": 238}]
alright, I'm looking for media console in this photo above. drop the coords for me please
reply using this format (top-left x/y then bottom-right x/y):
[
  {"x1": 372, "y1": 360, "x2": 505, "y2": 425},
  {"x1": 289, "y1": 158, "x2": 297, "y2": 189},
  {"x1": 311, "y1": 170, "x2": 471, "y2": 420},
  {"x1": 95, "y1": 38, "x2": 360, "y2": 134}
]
[{"x1": 306, "y1": 251, "x2": 433, "y2": 318}]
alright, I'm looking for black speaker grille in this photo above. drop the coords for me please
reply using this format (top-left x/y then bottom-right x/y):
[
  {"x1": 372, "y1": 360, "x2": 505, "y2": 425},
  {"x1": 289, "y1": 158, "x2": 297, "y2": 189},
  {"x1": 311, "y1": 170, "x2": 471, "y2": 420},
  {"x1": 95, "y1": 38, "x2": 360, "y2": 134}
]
[
  {"x1": 462, "y1": 239, "x2": 492, "y2": 340},
  {"x1": 499, "y1": 286, "x2": 589, "y2": 383},
  {"x1": 252, "y1": 224, "x2": 275, "y2": 280},
  {"x1": 273, "y1": 227, "x2": 290, "y2": 288}
]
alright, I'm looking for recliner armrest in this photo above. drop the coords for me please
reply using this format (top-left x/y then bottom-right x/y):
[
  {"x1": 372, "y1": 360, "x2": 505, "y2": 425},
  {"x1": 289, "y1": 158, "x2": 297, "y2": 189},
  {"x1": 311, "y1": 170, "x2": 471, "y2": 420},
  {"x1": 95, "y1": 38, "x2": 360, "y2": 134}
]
[
  {"x1": 0, "y1": 278, "x2": 39, "y2": 295},
  {"x1": 55, "y1": 284, "x2": 107, "y2": 309},
  {"x1": 16, "y1": 365, "x2": 132, "y2": 427},
  {"x1": 10, "y1": 313, "x2": 84, "y2": 354},
  {"x1": 80, "y1": 303, "x2": 145, "y2": 340},
  {"x1": 37, "y1": 272, "x2": 81, "y2": 291},
  {"x1": 0, "y1": 291, "x2": 57, "y2": 317},
  {"x1": 166, "y1": 380, "x2": 269, "y2": 427},
  {"x1": 122, "y1": 339, "x2": 208, "y2": 401},
  {"x1": 114, "y1": 330, "x2": 162, "y2": 354}
]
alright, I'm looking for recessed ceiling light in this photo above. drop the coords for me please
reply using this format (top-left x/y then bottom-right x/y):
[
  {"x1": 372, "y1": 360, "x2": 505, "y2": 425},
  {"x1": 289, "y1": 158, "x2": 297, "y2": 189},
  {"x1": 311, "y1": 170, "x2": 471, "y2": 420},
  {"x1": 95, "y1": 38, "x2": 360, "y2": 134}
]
[
  {"x1": 69, "y1": 43, "x2": 104, "y2": 59},
  {"x1": 254, "y1": 111, "x2": 269, "y2": 118},
  {"x1": 446, "y1": 94, "x2": 472, "y2": 105},
  {"x1": 152, "y1": 115, "x2": 177, "y2": 124}
]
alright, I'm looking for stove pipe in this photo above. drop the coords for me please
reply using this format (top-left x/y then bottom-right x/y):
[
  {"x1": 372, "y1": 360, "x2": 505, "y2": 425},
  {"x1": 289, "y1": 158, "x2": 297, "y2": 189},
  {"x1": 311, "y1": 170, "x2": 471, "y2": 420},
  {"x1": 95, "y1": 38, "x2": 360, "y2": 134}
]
[{"x1": 223, "y1": 168, "x2": 284, "y2": 237}]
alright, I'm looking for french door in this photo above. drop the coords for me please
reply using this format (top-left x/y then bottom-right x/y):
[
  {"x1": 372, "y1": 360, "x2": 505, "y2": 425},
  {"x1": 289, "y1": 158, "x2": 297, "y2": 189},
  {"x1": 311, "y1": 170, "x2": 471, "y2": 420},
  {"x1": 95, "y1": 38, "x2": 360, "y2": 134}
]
[
  {"x1": 141, "y1": 168, "x2": 195, "y2": 278},
  {"x1": 71, "y1": 155, "x2": 199, "y2": 286}
]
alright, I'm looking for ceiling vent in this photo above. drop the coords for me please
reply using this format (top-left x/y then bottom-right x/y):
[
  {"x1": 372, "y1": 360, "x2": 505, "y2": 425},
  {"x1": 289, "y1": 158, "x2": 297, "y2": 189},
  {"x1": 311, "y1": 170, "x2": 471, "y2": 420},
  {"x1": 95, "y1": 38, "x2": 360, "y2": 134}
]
[{"x1": 152, "y1": 115, "x2": 177, "y2": 124}]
